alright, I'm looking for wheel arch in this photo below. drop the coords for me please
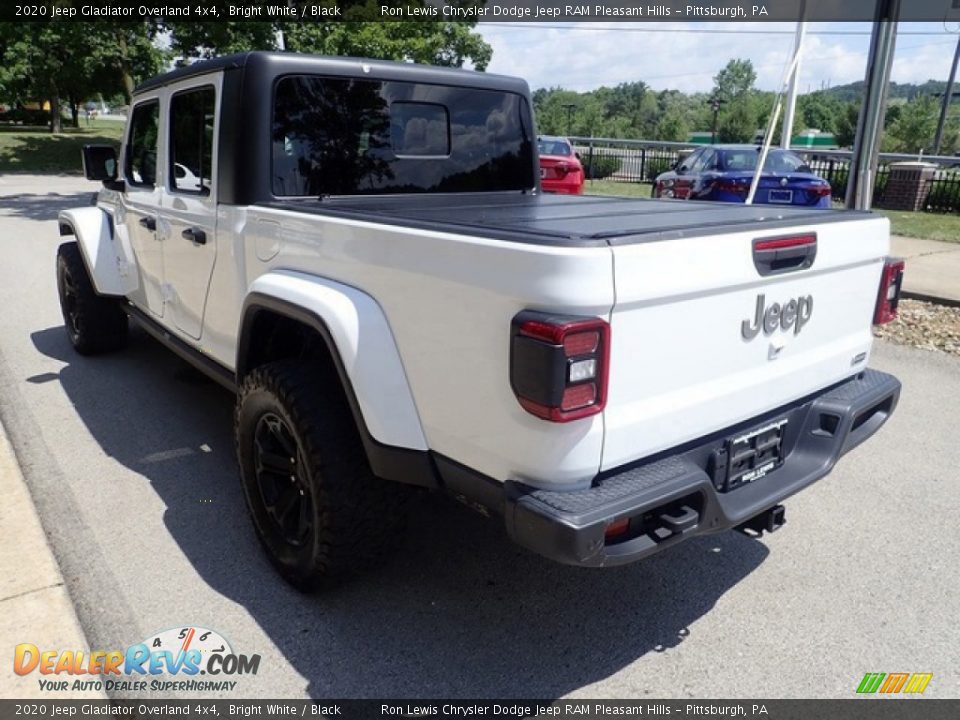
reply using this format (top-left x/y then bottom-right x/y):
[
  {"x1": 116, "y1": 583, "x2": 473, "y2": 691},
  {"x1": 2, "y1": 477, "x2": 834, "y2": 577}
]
[
  {"x1": 58, "y1": 207, "x2": 135, "y2": 297},
  {"x1": 237, "y1": 272, "x2": 435, "y2": 488}
]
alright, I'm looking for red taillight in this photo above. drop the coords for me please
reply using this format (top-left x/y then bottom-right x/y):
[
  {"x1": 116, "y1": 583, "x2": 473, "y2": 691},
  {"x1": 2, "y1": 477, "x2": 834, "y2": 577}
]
[
  {"x1": 810, "y1": 185, "x2": 832, "y2": 197},
  {"x1": 874, "y1": 257, "x2": 905, "y2": 325},
  {"x1": 511, "y1": 312, "x2": 610, "y2": 423},
  {"x1": 713, "y1": 179, "x2": 747, "y2": 195}
]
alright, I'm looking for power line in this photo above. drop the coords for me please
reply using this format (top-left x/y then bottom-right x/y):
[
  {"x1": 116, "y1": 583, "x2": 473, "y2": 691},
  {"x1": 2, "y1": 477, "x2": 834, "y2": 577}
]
[
  {"x1": 540, "y1": 40, "x2": 958, "y2": 90},
  {"x1": 490, "y1": 23, "x2": 954, "y2": 36}
]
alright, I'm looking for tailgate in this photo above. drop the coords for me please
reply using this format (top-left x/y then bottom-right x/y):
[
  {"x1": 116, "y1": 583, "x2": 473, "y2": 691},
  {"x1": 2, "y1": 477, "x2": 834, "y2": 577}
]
[{"x1": 602, "y1": 215, "x2": 889, "y2": 472}]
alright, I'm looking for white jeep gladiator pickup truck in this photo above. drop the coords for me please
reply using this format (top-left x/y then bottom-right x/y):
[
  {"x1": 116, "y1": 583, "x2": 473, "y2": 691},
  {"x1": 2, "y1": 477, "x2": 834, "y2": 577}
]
[{"x1": 57, "y1": 52, "x2": 902, "y2": 590}]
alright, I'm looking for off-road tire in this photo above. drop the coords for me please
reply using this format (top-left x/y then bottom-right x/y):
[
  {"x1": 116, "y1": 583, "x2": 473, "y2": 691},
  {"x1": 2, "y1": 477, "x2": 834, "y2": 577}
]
[
  {"x1": 235, "y1": 359, "x2": 409, "y2": 591},
  {"x1": 56, "y1": 242, "x2": 128, "y2": 355}
]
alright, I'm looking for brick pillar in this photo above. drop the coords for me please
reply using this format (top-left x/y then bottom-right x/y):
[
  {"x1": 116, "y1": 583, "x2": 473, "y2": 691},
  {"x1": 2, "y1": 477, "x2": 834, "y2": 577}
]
[{"x1": 878, "y1": 162, "x2": 936, "y2": 211}]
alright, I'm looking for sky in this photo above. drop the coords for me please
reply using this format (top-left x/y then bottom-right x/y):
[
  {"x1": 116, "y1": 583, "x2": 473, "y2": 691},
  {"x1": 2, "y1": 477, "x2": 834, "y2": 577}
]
[{"x1": 477, "y1": 21, "x2": 960, "y2": 94}]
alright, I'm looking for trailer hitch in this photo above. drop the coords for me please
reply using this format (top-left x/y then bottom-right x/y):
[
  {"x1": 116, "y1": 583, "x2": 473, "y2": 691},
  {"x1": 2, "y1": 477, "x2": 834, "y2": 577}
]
[{"x1": 736, "y1": 504, "x2": 786, "y2": 536}]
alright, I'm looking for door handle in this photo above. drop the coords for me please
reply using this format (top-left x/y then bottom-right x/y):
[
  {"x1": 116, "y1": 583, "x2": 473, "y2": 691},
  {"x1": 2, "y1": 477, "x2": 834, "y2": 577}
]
[
  {"x1": 138, "y1": 216, "x2": 156, "y2": 231},
  {"x1": 182, "y1": 227, "x2": 207, "y2": 245}
]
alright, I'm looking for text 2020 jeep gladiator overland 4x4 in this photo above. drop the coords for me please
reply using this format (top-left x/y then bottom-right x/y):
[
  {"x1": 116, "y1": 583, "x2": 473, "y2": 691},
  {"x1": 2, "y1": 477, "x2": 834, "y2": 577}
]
[{"x1": 58, "y1": 52, "x2": 902, "y2": 589}]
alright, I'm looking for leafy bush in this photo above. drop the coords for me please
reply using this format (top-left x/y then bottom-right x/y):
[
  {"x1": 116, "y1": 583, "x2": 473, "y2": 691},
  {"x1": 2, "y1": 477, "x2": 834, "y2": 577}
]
[{"x1": 584, "y1": 154, "x2": 621, "y2": 180}]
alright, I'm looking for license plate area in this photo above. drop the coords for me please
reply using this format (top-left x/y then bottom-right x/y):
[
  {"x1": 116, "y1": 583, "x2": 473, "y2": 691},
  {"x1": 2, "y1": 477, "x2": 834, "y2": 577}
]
[
  {"x1": 769, "y1": 189, "x2": 793, "y2": 203},
  {"x1": 715, "y1": 418, "x2": 788, "y2": 492}
]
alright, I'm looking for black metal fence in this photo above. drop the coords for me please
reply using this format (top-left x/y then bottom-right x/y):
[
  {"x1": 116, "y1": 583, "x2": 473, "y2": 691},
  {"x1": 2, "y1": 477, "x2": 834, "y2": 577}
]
[
  {"x1": 925, "y1": 171, "x2": 960, "y2": 213},
  {"x1": 573, "y1": 139, "x2": 691, "y2": 184},
  {"x1": 569, "y1": 137, "x2": 960, "y2": 213}
]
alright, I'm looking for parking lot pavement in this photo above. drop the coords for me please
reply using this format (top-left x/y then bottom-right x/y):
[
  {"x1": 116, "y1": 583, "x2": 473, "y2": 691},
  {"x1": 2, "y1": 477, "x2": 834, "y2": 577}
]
[
  {"x1": 0, "y1": 176, "x2": 958, "y2": 699},
  {"x1": 891, "y1": 235, "x2": 960, "y2": 305}
]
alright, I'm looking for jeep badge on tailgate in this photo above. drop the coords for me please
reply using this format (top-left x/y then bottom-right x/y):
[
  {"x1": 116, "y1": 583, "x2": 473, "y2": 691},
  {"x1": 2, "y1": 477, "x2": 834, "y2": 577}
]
[{"x1": 741, "y1": 294, "x2": 813, "y2": 340}]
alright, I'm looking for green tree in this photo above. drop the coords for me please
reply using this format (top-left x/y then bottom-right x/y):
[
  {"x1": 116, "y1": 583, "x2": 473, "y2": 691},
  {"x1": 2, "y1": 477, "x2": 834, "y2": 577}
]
[
  {"x1": 835, "y1": 102, "x2": 861, "y2": 148},
  {"x1": 283, "y1": 21, "x2": 491, "y2": 69},
  {"x1": 886, "y1": 95, "x2": 939, "y2": 153},
  {"x1": 717, "y1": 97, "x2": 759, "y2": 143},
  {"x1": 797, "y1": 91, "x2": 842, "y2": 133},
  {"x1": 164, "y1": 4, "x2": 492, "y2": 70},
  {"x1": 0, "y1": 22, "x2": 163, "y2": 131},
  {"x1": 163, "y1": 22, "x2": 278, "y2": 62},
  {"x1": 654, "y1": 96, "x2": 689, "y2": 142},
  {"x1": 711, "y1": 59, "x2": 758, "y2": 143},
  {"x1": 713, "y1": 58, "x2": 757, "y2": 102}
]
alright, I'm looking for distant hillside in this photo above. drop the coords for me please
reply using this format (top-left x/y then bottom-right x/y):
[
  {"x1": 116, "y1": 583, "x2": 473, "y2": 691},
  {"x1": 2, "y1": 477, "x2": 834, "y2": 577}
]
[{"x1": 817, "y1": 80, "x2": 949, "y2": 103}]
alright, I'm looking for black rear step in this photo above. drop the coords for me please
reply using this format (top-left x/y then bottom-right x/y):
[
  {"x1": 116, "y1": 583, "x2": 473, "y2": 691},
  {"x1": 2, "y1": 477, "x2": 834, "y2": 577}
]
[{"x1": 497, "y1": 369, "x2": 900, "y2": 567}]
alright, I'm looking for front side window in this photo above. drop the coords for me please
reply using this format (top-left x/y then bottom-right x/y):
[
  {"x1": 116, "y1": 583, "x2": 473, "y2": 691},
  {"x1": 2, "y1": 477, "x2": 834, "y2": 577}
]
[
  {"x1": 169, "y1": 86, "x2": 215, "y2": 194},
  {"x1": 682, "y1": 149, "x2": 703, "y2": 172},
  {"x1": 125, "y1": 100, "x2": 159, "y2": 186},
  {"x1": 271, "y1": 75, "x2": 535, "y2": 196}
]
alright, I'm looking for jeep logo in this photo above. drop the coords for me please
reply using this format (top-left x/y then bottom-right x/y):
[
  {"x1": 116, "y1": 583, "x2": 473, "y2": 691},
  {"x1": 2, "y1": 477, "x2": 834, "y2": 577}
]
[{"x1": 741, "y1": 294, "x2": 813, "y2": 340}]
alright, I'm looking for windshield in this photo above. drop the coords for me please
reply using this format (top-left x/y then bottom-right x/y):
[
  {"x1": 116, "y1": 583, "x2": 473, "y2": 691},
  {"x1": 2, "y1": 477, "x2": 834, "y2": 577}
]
[
  {"x1": 720, "y1": 149, "x2": 808, "y2": 174},
  {"x1": 272, "y1": 76, "x2": 535, "y2": 196},
  {"x1": 538, "y1": 139, "x2": 572, "y2": 156}
]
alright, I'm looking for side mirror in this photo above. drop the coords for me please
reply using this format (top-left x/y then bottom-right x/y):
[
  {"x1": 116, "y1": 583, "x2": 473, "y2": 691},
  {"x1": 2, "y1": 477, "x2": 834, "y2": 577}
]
[
  {"x1": 797, "y1": 164, "x2": 813, "y2": 173},
  {"x1": 82, "y1": 144, "x2": 118, "y2": 182},
  {"x1": 677, "y1": 164, "x2": 689, "y2": 173},
  {"x1": 575, "y1": 151, "x2": 582, "y2": 160}
]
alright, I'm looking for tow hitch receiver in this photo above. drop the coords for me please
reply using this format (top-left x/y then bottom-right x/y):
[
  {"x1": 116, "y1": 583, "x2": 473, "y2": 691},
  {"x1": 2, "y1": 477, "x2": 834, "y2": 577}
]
[{"x1": 737, "y1": 504, "x2": 786, "y2": 536}]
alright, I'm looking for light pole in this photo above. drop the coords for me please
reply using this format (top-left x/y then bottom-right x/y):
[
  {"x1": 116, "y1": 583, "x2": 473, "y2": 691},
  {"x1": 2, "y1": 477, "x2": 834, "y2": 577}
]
[{"x1": 708, "y1": 96, "x2": 725, "y2": 144}]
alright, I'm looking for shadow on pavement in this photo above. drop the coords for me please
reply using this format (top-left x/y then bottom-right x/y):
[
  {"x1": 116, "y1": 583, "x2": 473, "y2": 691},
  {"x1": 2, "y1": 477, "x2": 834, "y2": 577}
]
[
  {"x1": 31, "y1": 324, "x2": 769, "y2": 699},
  {"x1": 0, "y1": 192, "x2": 96, "y2": 222}
]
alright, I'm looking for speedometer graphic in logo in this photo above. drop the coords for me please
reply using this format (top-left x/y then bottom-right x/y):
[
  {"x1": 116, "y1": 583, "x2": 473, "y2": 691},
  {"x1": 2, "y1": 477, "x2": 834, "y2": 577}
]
[{"x1": 142, "y1": 626, "x2": 232, "y2": 666}]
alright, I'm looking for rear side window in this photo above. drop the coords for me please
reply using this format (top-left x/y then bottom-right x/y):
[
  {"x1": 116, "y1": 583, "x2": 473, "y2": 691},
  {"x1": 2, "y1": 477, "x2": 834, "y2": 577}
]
[
  {"x1": 271, "y1": 75, "x2": 534, "y2": 196},
  {"x1": 125, "y1": 101, "x2": 159, "y2": 187},
  {"x1": 169, "y1": 86, "x2": 215, "y2": 194}
]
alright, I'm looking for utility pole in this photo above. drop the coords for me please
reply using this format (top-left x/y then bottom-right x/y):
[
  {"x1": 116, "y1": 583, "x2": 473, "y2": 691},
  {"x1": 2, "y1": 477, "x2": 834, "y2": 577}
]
[
  {"x1": 845, "y1": 0, "x2": 901, "y2": 210},
  {"x1": 781, "y1": 5, "x2": 807, "y2": 149},
  {"x1": 933, "y1": 35, "x2": 960, "y2": 155},
  {"x1": 562, "y1": 103, "x2": 577, "y2": 134}
]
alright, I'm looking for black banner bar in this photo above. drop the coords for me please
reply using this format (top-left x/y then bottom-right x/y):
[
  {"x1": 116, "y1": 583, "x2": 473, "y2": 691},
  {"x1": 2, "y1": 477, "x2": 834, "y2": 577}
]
[
  {"x1": 3, "y1": 0, "x2": 960, "y2": 23},
  {"x1": 2, "y1": 700, "x2": 960, "y2": 720}
]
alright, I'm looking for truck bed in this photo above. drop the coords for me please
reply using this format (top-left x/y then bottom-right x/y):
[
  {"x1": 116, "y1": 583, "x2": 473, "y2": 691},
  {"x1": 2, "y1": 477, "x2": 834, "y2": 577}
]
[{"x1": 262, "y1": 193, "x2": 871, "y2": 247}]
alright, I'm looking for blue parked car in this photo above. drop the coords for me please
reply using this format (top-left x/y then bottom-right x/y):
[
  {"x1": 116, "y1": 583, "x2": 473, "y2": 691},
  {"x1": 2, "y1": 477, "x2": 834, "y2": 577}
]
[{"x1": 653, "y1": 145, "x2": 832, "y2": 208}]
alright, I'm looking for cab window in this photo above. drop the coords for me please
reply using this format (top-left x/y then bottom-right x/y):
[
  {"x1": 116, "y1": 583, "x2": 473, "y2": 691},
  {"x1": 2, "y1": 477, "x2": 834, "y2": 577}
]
[
  {"x1": 169, "y1": 86, "x2": 215, "y2": 195},
  {"x1": 125, "y1": 100, "x2": 159, "y2": 187}
]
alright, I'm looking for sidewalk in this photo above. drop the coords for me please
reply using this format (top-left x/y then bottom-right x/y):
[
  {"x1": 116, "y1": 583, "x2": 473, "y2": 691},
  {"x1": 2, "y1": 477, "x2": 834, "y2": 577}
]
[
  {"x1": 0, "y1": 421, "x2": 106, "y2": 699},
  {"x1": 891, "y1": 235, "x2": 960, "y2": 306}
]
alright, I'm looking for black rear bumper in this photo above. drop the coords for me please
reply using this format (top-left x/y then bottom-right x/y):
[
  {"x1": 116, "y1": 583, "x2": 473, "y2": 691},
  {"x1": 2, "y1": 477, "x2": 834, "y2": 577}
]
[{"x1": 483, "y1": 369, "x2": 900, "y2": 567}]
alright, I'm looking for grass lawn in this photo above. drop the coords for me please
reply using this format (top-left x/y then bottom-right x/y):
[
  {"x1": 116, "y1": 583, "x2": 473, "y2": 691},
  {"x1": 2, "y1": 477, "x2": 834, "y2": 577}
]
[
  {"x1": 584, "y1": 179, "x2": 654, "y2": 199},
  {"x1": 872, "y1": 209, "x2": 960, "y2": 244},
  {"x1": 0, "y1": 119, "x2": 124, "y2": 174},
  {"x1": 585, "y1": 179, "x2": 960, "y2": 244}
]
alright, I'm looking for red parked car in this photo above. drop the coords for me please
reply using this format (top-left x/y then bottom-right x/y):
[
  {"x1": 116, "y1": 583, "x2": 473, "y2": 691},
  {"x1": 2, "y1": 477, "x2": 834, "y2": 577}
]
[{"x1": 538, "y1": 136, "x2": 584, "y2": 194}]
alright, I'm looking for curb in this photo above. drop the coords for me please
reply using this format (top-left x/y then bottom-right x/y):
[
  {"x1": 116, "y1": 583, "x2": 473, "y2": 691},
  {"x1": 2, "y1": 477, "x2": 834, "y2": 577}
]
[
  {"x1": 901, "y1": 291, "x2": 960, "y2": 310},
  {"x1": 0, "y1": 420, "x2": 108, "y2": 699}
]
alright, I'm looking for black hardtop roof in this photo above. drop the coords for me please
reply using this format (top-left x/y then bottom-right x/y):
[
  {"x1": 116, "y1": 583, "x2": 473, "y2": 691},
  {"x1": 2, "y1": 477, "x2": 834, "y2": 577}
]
[{"x1": 134, "y1": 51, "x2": 530, "y2": 95}]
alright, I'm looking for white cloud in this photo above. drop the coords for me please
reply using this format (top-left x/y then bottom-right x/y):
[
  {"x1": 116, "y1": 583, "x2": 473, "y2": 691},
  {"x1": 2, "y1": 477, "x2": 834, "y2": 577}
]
[{"x1": 480, "y1": 21, "x2": 958, "y2": 95}]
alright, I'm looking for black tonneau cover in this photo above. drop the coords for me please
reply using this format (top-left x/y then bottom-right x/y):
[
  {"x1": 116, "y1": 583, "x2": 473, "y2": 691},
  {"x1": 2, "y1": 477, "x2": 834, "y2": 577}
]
[{"x1": 261, "y1": 194, "x2": 872, "y2": 248}]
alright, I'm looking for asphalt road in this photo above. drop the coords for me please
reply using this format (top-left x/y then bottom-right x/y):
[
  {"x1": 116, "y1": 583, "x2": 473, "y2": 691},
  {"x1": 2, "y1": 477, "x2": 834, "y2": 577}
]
[{"x1": 1, "y1": 175, "x2": 958, "y2": 700}]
